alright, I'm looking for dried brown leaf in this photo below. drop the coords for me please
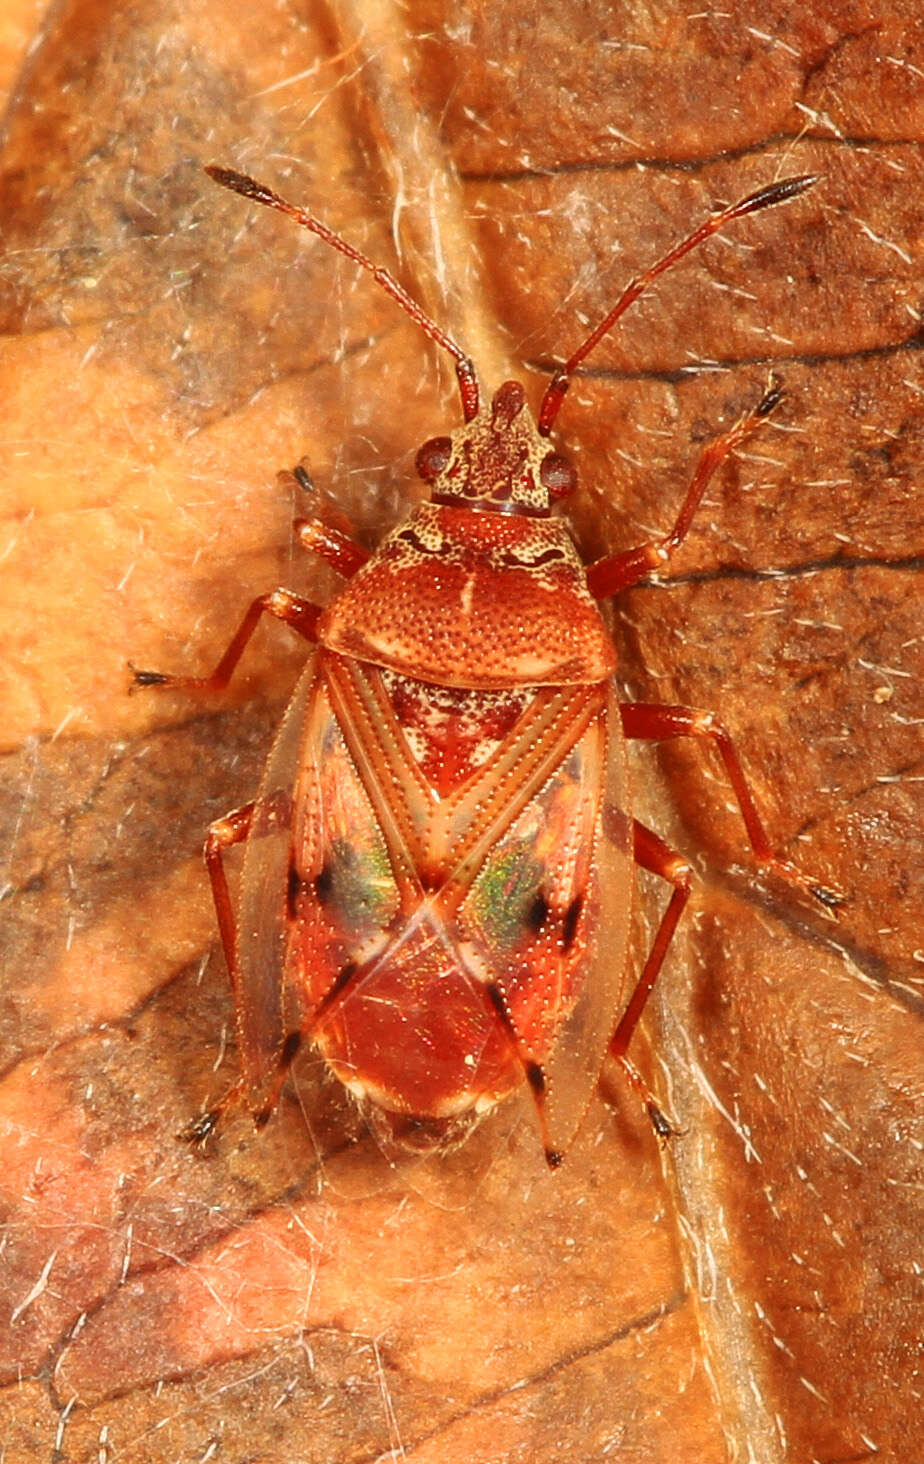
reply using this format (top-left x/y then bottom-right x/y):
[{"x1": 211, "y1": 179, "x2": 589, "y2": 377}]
[{"x1": 1, "y1": 3, "x2": 921, "y2": 1462}]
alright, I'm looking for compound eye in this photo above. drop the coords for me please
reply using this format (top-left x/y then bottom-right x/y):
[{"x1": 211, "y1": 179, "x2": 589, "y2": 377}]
[
  {"x1": 416, "y1": 436, "x2": 452, "y2": 482},
  {"x1": 539, "y1": 451, "x2": 577, "y2": 500}
]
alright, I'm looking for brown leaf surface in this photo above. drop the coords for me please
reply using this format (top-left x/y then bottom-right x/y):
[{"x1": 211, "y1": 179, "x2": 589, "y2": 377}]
[{"x1": 1, "y1": 3, "x2": 921, "y2": 1462}]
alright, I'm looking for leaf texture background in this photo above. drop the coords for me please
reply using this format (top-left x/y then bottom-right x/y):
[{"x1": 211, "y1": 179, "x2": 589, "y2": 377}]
[{"x1": 0, "y1": 3, "x2": 921, "y2": 1461}]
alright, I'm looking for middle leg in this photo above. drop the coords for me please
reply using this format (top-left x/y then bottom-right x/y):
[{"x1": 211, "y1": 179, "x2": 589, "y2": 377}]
[{"x1": 620, "y1": 701, "x2": 841, "y2": 911}]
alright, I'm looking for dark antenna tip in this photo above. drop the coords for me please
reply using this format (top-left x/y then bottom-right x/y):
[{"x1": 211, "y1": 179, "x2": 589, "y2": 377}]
[
  {"x1": 205, "y1": 164, "x2": 276, "y2": 206},
  {"x1": 739, "y1": 173, "x2": 821, "y2": 216},
  {"x1": 755, "y1": 373, "x2": 785, "y2": 418},
  {"x1": 201, "y1": 162, "x2": 473, "y2": 396}
]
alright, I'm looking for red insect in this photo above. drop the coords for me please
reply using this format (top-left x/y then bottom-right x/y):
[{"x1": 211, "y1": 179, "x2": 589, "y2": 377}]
[{"x1": 134, "y1": 166, "x2": 839, "y2": 1166}]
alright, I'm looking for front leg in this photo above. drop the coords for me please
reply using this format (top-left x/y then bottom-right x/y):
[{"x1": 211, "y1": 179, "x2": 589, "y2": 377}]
[
  {"x1": 131, "y1": 461, "x2": 369, "y2": 694},
  {"x1": 290, "y1": 463, "x2": 370, "y2": 578},
  {"x1": 130, "y1": 588, "x2": 322, "y2": 694},
  {"x1": 587, "y1": 379, "x2": 783, "y2": 600}
]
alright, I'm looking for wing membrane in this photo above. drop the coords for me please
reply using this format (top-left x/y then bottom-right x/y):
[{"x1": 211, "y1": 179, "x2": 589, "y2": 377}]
[
  {"x1": 539, "y1": 683, "x2": 633, "y2": 1152},
  {"x1": 235, "y1": 658, "x2": 320, "y2": 1112}
]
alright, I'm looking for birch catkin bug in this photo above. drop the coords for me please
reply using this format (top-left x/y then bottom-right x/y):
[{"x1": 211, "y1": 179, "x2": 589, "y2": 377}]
[{"x1": 134, "y1": 167, "x2": 840, "y2": 1166}]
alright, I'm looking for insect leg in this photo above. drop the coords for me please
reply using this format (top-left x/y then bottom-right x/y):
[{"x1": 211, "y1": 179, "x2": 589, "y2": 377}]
[
  {"x1": 295, "y1": 518, "x2": 370, "y2": 577},
  {"x1": 179, "y1": 801, "x2": 256, "y2": 1143},
  {"x1": 286, "y1": 462, "x2": 371, "y2": 577},
  {"x1": 183, "y1": 795, "x2": 300, "y2": 1143},
  {"x1": 609, "y1": 820, "x2": 692, "y2": 1138},
  {"x1": 620, "y1": 702, "x2": 842, "y2": 913},
  {"x1": 478, "y1": 982, "x2": 564, "y2": 1168},
  {"x1": 586, "y1": 378, "x2": 783, "y2": 600},
  {"x1": 130, "y1": 588, "x2": 321, "y2": 693},
  {"x1": 204, "y1": 801, "x2": 255, "y2": 1006}
]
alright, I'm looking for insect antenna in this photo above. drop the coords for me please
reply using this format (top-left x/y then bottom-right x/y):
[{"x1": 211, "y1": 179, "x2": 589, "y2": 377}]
[
  {"x1": 537, "y1": 174, "x2": 818, "y2": 434},
  {"x1": 204, "y1": 164, "x2": 481, "y2": 421}
]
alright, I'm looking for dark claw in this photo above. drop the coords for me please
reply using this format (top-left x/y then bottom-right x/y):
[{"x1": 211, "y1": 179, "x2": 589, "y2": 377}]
[
  {"x1": 647, "y1": 1102, "x2": 679, "y2": 1143},
  {"x1": 181, "y1": 1109, "x2": 221, "y2": 1147},
  {"x1": 756, "y1": 375, "x2": 785, "y2": 417},
  {"x1": 811, "y1": 883, "x2": 845, "y2": 917},
  {"x1": 128, "y1": 659, "x2": 170, "y2": 687}
]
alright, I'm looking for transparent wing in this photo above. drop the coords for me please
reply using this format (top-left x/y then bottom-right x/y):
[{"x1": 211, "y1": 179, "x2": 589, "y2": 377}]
[
  {"x1": 235, "y1": 656, "x2": 320, "y2": 1114},
  {"x1": 540, "y1": 683, "x2": 633, "y2": 1153}
]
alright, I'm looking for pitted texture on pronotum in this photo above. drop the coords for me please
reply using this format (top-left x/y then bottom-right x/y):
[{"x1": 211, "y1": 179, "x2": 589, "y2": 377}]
[{"x1": 318, "y1": 500, "x2": 616, "y2": 687}]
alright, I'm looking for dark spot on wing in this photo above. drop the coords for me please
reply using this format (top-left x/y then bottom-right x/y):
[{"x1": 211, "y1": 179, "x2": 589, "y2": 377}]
[
  {"x1": 602, "y1": 801, "x2": 632, "y2": 851},
  {"x1": 526, "y1": 1061, "x2": 546, "y2": 1096},
  {"x1": 315, "y1": 961, "x2": 359, "y2": 1020},
  {"x1": 526, "y1": 892, "x2": 549, "y2": 932},
  {"x1": 280, "y1": 1031, "x2": 302, "y2": 1068},
  {"x1": 485, "y1": 982, "x2": 507, "y2": 1020},
  {"x1": 562, "y1": 895, "x2": 583, "y2": 950},
  {"x1": 314, "y1": 862, "x2": 334, "y2": 903},
  {"x1": 287, "y1": 862, "x2": 307, "y2": 920}
]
